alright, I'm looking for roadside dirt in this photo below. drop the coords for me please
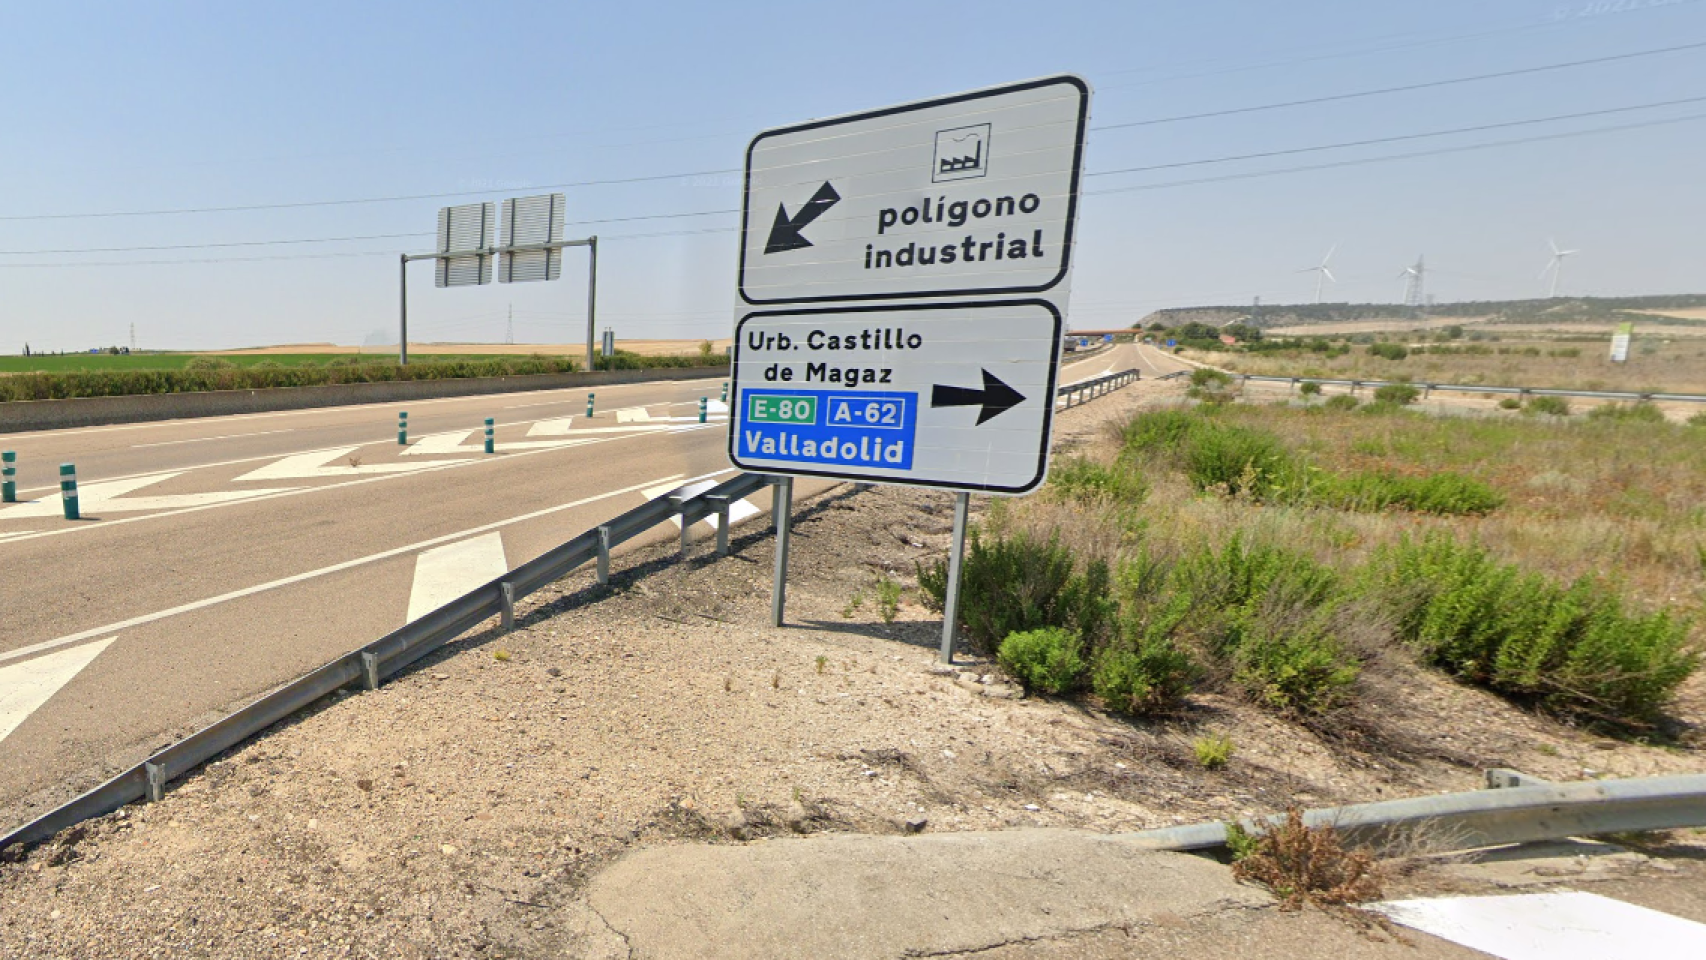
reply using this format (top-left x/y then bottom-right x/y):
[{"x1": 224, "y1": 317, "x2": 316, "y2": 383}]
[
  {"x1": 207, "y1": 340, "x2": 731, "y2": 357},
  {"x1": 2, "y1": 382, "x2": 1702, "y2": 958}
]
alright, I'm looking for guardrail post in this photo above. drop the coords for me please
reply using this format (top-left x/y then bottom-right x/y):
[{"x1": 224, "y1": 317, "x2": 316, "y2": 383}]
[
  {"x1": 586, "y1": 393, "x2": 595, "y2": 417},
  {"x1": 484, "y1": 418, "x2": 495, "y2": 454},
  {"x1": 670, "y1": 494, "x2": 692, "y2": 560},
  {"x1": 144, "y1": 762, "x2": 165, "y2": 803},
  {"x1": 1422, "y1": 384, "x2": 1432, "y2": 399},
  {"x1": 397, "y1": 411, "x2": 408, "y2": 446},
  {"x1": 59, "y1": 463, "x2": 79, "y2": 520},
  {"x1": 1, "y1": 451, "x2": 14, "y2": 503},
  {"x1": 707, "y1": 494, "x2": 731, "y2": 555},
  {"x1": 771, "y1": 477, "x2": 793, "y2": 627},
  {"x1": 596, "y1": 525, "x2": 611, "y2": 584},
  {"x1": 361, "y1": 652, "x2": 380, "y2": 691},
  {"x1": 699, "y1": 397, "x2": 708, "y2": 423},
  {"x1": 500, "y1": 582, "x2": 515, "y2": 632}
]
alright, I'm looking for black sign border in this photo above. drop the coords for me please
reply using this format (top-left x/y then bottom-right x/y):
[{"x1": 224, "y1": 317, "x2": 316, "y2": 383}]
[
  {"x1": 727, "y1": 299, "x2": 1063, "y2": 494},
  {"x1": 737, "y1": 76, "x2": 1089, "y2": 307}
]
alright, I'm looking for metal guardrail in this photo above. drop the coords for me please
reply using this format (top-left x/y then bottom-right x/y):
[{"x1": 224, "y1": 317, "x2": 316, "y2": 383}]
[
  {"x1": 1229, "y1": 373, "x2": 1706, "y2": 404},
  {"x1": 1121, "y1": 772, "x2": 1706, "y2": 856},
  {"x1": 5, "y1": 367, "x2": 1159, "y2": 852},
  {"x1": 1056, "y1": 368, "x2": 1140, "y2": 407},
  {"x1": 0, "y1": 471, "x2": 779, "y2": 853}
]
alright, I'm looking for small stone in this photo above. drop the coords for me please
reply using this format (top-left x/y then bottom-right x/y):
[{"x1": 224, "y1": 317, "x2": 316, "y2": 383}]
[
  {"x1": 785, "y1": 801, "x2": 810, "y2": 831},
  {"x1": 49, "y1": 909, "x2": 61, "y2": 920},
  {"x1": 547, "y1": 667, "x2": 562, "y2": 677},
  {"x1": 307, "y1": 818, "x2": 319, "y2": 830},
  {"x1": 356, "y1": 779, "x2": 374, "y2": 792},
  {"x1": 433, "y1": 674, "x2": 449, "y2": 681},
  {"x1": 941, "y1": 749, "x2": 956, "y2": 760},
  {"x1": 1024, "y1": 804, "x2": 1041, "y2": 812},
  {"x1": 925, "y1": 664, "x2": 957, "y2": 677},
  {"x1": 980, "y1": 684, "x2": 1020, "y2": 699},
  {"x1": 903, "y1": 817, "x2": 928, "y2": 834},
  {"x1": 957, "y1": 671, "x2": 979, "y2": 684},
  {"x1": 441, "y1": 845, "x2": 457, "y2": 855}
]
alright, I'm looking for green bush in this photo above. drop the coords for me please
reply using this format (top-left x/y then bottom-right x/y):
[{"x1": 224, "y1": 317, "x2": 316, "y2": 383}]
[
  {"x1": 1526, "y1": 395, "x2": 1571, "y2": 417},
  {"x1": 1322, "y1": 395, "x2": 1359, "y2": 412},
  {"x1": 1047, "y1": 456, "x2": 1148, "y2": 503},
  {"x1": 1587, "y1": 401, "x2": 1666, "y2": 423},
  {"x1": 1193, "y1": 733, "x2": 1235, "y2": 769},
  {"x1": 1093, "y1": 591, "x2": 1199, "y2": 714},
  {"x1": 1365, "y1": 535, "x2": 1698, "y2": 726},
  {"x1": 1298, "y1": 381, "x2": 1323, "y2": 397},
  {"x1": 1499, "y1": 397, "x2": 1523, "y2": 410},
  {"x1": 1319, "y1": 471, "x2": 1503, "y2": 516},
  {"x1": 1372, "y1": 383, "x2": 1420, "y2": 405},
  {"x1": 1368, "y1": 342, "x2": 1409, "y2": 360},
  {"x1": 922, "y1": 529, "x2": 1115, "y2": 654},
  {"x1": 1180, "y1": 422, "x2": 1297, "y2": 497},
  {"x1": 998, "y1": 627, "x2": 1087, "y2": 694},
  {"x1": 1118, "y1": 408, "x2": 1204, "y2": 454},
  {"x1": 1190, "y1": 368, "x2": 1231, "y2": 388},
  {"x1": 1689, "y1": 411, "x2": 1706, "y2": 427}
]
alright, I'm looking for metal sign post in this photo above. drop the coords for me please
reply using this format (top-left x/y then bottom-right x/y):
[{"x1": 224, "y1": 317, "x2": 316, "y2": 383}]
[
  {"x1": 727, "y1": 76, "x2": 1090, "y2": 661},
  {"x1": 770, "y1": 477, "x2": 793, "y2": 626}
]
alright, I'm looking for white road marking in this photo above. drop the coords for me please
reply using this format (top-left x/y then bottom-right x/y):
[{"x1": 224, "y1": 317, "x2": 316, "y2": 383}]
[
  {"x1": 527, "y1": 416, "x2": 579, "y2": 435},
  {"x1": 641, "y1": 474, "x2": 759, "y2": 530},
  {"x1": 233, "y1": 446, "x2": 461, "y2": 481},
  {"x1": 400, "y1": 431, "x2": 599, "y2": 455},
  {"x1": 0, "y1": 637, "x2": 117, "y2": 744},
  {"x1": 614, "y1": 407, "x2": 652, "y2": 423},
  {"x1": 0, "y1": 531, "x2": 38, "y2": 542},
  {"x1": 1375, "y1": 891, "x2": 1706, "y2": 958},
  {"x1": 0, "y1": 473, "x2": 686, "y2": 667},
  {"x1": 0, "y1": 473, "x2": 296, "y2": 519},
  {"x1": 407, "y1": 533, "x2": 508, "y2": 623},
  {"x1": 131, "y1": 428, "x2": 296, "y2": 449},
  {"x1": 0, "y1": 423, "x2": 722, "y2": 548}
]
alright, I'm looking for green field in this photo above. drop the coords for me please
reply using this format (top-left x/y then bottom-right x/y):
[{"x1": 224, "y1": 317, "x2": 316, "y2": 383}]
[{"x1": 0, "y1": 353, "x2": 548, "y2": 374}]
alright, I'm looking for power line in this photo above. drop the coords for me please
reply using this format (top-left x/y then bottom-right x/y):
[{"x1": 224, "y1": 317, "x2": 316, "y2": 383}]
[
  {"x1": 0, "y1": 231, "x2": 431, "y2": 256},
  {"x1": 1091, "y1": 39, "x2": 1706, "y2": 131},
  {"x1": 1086, "y1": 111, "x2": 1706, "y2": 197},
  {"x1": 1086, "y1": 95, "x2": 1706, "y2": 178},
  {"x1": 0, "y1": 170, "x2": 741, "y2": 223}
]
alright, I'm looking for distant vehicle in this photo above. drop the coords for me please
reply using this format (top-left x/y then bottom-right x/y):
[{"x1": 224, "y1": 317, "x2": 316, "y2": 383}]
[{"x1": 1061, "y1": 337, "x2": 1078, "y2": 353}]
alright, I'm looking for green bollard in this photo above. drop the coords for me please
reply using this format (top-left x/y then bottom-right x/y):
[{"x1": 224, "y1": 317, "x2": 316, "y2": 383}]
[
  {"x1": 1, "y1": 450, "x2": 15, "y2": 503},
  {"x1": 484, "y1": 418, "x2": 495, "y2": 454},
  {"x1": 699, "y1": 397, "x2": 708, "y2": 423},
  {"x1": 586, "y1": 393, "x2": 595, "y2": 417},
  {"x1": 398, "y1": 410, "x2": 408, "y2": 445},
  {"x1": 59, "y1": 463, "x2": 79, "y2": 520},
  {"x1": 720, "y1": 381, "x2": 728, "y2": 403}
]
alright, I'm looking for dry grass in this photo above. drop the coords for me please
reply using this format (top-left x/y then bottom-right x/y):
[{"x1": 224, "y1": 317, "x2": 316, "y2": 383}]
[
  {"x1": 1213, "y1": 337, "x2": 1706, "y2": 395},
  {"x1": 1230, "y1": 808, "x2": 1384, "y2": 910}
]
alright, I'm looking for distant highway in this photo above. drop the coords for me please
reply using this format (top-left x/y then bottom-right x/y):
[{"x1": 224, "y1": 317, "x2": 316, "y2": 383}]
[{"x1": 0, "y1": 346, "x2": 1181, "y2": 828}]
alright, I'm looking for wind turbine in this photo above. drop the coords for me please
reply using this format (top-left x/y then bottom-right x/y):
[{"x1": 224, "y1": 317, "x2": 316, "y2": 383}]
[
  {"x1": 1540, "y1": 239, "x2": 1578, "y2": 298},
  {"x1": 1298, "y1": 244, "x2": 1337, "y2": 303},
  {"x1": 1397, "y1": 256, "x2": 1425, "y2": 307}
]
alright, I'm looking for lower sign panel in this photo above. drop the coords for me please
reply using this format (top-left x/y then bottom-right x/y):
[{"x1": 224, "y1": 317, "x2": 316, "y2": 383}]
[{"x1": 729, "y1": 300, "x2": 1061, "y2": 493}]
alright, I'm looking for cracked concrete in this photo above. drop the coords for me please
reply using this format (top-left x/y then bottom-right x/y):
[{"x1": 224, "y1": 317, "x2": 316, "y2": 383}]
[{"x1": 573, "y1": 828, "x2": 1269, "y2": 960}]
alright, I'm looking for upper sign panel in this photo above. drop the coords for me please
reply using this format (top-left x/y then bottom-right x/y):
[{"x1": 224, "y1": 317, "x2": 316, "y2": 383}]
[{"x1": 738, "y1": 76, "x2": 1089, "y2": 306}]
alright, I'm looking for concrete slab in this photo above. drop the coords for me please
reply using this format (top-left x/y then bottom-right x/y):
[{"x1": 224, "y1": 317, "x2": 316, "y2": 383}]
[{"x1": 580, "y1": 829, "x2": 1269, "y2": 960}]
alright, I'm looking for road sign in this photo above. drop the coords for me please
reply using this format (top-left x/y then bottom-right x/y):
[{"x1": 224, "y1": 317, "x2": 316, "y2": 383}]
[
  {"x1": 499, "y1": 193, "x2": 566, "y2": 283},
  {"x1": 435, "y1": 202, "x2": 496, "y2": 287},
  {"x1": 738, "y1": 76, "x2": 1089, "y2": 306},
  {"x1": 1610, "y1": 321, "x2": 1633, "y2": 363},
  {"x1": 729, "y1": 300, "x2": 1061, "y2": 493}
]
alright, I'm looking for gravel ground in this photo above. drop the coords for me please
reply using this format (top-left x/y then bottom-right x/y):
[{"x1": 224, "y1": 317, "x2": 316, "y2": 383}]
[{"x1": 2, "y1": 384, "x2": 1702, "y2": 958}]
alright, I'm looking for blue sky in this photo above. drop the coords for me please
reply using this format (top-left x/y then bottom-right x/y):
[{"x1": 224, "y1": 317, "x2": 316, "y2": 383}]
[{"x1": 1, "y1": 0, "x2": 1702, "y2": 351}]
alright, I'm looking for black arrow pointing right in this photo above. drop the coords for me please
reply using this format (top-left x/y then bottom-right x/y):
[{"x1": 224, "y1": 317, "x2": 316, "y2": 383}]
[
  {"x1": 931, "y1": 369, "x2": 1027, "y2": 425},
  {"x1": 764, "y1": 181, "x2": 840, "y2": 254}
]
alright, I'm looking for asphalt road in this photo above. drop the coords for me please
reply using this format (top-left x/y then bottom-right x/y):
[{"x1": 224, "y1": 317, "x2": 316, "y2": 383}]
[{"x1": 0, "y1": 344, "x2": 1181, "y2": 831}]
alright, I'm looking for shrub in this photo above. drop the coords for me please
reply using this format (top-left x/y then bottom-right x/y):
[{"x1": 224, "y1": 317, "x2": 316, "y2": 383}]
[
  {"x1": 1690, "y1": 411, "x2": 1706, "y2": 427},
  {"x1": 1298, "y1": 381, "x2": 1323, "y2": 397},
  {"x1": 1368, "y1": 342, "x2": 1408, "y2": 360},
  {"x1": 1231, "y1": 809, "x2": 1382, "y2": 910},
  {"x1": 1180, "y1": 422, "x2": 1297, "y2": 498},
  {"x1": 1190, "y1": 368, "x2": 1231, "y2": 388},
  {"x1": 1318, "y1": 471, "x2": 1503, "y2": 516},
  {"x1": 1187, "y1": 367, "x2": 1236, "y2": 403},
  {"x1": 1118, "y1": 409, "x2": 1203, "y2": 454},
  {"x1": 1526, "y1": 395, "x2": 1571, "y2": 417},
  {"x1": 875, "y1": 576, "x2": 902, "y2": 624},
  {"x1": 1365, "y1": 535, "x2": 1698, "y2": 726},
  {"x1": 1322, "y1": 394, "x2": 1359, "y2": 412},
  {"x1": 1498, "y1": 397, "x2": 1523, "y2": 410},
  {"x1": 1047, "y1": 456, "x2": 1148, "y2": 503},
  {"x1": 926, "y1": 529, "x2": 1115, "y2": 654},
  {"x1": 1372, "y1": 383, "x2": 1419, "y2": 405},
  {"x1": 1193, "y1": 733, "x2": 1235, "y2": 770},
  {"x1": 998, "y1": 627, "x2": 1087, "y2": 694},
  {"x1": 183, "y1": 357, "x2": 236, "y2": 371},
  {"x1": 1093, "y1": 590, "x2": 1199, "y2": 714},
  {"x1": 1588, "y1": 401, "x2": 1666, "y2": 423}
]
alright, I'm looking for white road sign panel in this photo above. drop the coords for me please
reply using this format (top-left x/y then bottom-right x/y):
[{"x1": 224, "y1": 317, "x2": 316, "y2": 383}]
[
  {"x1": 728, "y1": 300, "x2": 1062, "y2": 493},
  {"x1": 738, "y1": 76, "x2": 1089, "y2": 306}
]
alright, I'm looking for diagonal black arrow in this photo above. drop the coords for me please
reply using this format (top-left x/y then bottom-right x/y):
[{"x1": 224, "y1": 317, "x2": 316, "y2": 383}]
[
  {"x1": 764, "y1": 181, "x2": 840, "y2": 254},
  {"x1": 931, "y1": 369, "x2": 1027, "y2": 425}
]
